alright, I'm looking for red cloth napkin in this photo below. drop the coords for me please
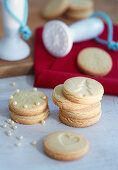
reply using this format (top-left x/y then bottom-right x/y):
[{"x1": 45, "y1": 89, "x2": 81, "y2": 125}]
[{"x1": 34, "y1": 24, "x2": 118, "y2": 95}]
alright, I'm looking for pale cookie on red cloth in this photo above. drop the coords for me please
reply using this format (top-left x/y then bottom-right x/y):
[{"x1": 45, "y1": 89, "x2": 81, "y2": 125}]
[
  {"x1": 43, "y1": 131, "x2": 89, "y2": 161},
  {"x1": 77, "y1": 47, "x2": 113, "y2": 77}
]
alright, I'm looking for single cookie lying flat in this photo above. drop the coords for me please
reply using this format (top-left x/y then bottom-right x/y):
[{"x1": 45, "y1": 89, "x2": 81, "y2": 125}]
[
  {"x1": 44, "y1": 131, "x2": 89, "y2": 161},
  {"x1": 77, "y1": 47, "x2": 113, "y2": 77},
  {"x1": 63, "y1": 77, "x2": 104, "y2": 104},
  {"x1": 69, "y1": 0, "x2": 93, "y2": 11},
  {"x1": 42, "y1": 0, "x2": 69, "y2": 19}
]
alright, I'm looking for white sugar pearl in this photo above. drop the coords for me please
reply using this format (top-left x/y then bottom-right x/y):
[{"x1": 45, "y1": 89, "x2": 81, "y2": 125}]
[
  {"x1": 10, "y1": 95, "x2": 13, "y2": 99},
  {"x1": 17, "y1": 136, "x2": 23, "y2": 140},
  {"x1": 13, "y1": 101, "x2": 17, "y2": 105},
  {"x1": 11, "y1": 82, "x2": 16, "y2": 87},
  {"x1": 42, "y1": 96, "x2": 46, "y2": 99},
  {"x1": 9, "y1": 120, "x2": 14, "y2": 125},
  {"x1": 7, "y1": 119, "x2": 12, "y2": 123},
  {"x1": 33, "y1": 88, "x2": 37, "y2": 92},
  {"x1": 41, "y1": 120, "x2": 45, "y2": 124},
  {"x1": 2, "y1": 124, "x2": 7, "y2": 128},
  {"x1": 24, "y1": 105, "x2": 28, "y2": 108},
  {"x1": 36, "y1": 102, "x2": 40, "y2": 106},
  {"x1": 15, "y1": 143, "x2": 21, "y2": 147},
  {"x1": 31, "y1": 141, "x2": 37, "y2": 146},
  {"x1": 6, "y1": 130, "x2": 12, "y2": 136},
  {"x1": 16, "y1": 89, "x2": 20, "y2": 93},
  {"x1": 12, "y1": 125, "x2": 17, "y2": 130}
]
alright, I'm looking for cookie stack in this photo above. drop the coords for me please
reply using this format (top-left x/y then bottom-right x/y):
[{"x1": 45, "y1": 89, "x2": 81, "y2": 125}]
[
  {"x1": 52, "y1": 77, "x2": 104, "y2": 127},
  {"x1": 42, "y1": 0, "x2": 94, "y2": 20},
  {"x1": 66, "y1": 0, "x2": 94, "y2": 20},
  {"x1": 9, "y1": 89, "x2": 49, "y2": 125}
]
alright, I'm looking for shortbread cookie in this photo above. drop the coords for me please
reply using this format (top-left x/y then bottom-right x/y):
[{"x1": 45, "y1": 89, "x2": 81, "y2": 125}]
[
  {"x1": 69, "y1": 0, "x2": 93, "y2": 11},
  {"x1": 11, "y1": 108, "x2": 49, "y2": 125},
  {"x1": 60, "y1": 102, "x2": 101, "y2": 119},
  {"x1": 42, "y1": 0, "x2": 69, "y2": 19},
  {"x1": 77, "y1": 47, "x2": 113, "y2": 77},
  {"x1": 44, "y1": 131, "x2": 89, "y2": 161},
  {"x1": 66, "y1": 9, "x2": 93, "y2": 20},
  {"x1": 59, "y1": 111, "x2": 101, "y2": 128},
  {"x1": 9, "y1": 90, "x2": 48, "y2": 116},
  {"x1": 52, "y1": 84, "x2": 89, "y2": 111},
  {"x1": 63, "y1": 77, "x2": 104, "y2": 104}
]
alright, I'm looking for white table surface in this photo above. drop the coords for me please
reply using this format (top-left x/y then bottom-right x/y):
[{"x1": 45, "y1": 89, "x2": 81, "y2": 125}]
[{"x1": 0, "y1": 75, "x2": 118, "y2": 170}]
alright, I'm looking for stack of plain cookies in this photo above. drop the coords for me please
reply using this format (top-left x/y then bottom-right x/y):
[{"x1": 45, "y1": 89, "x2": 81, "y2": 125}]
[
  {"x1": 42, "y1": 0, "x2": 94, "y2": 20},
  {"x1": 9, "y1": 89, "x2": 49, "y2": 125},
  {"x1": 66, "y1": 0, "x2": 94, "y2": 20},
  {"x1": 52, "y1": 77, "x2": 104, "y2": 128}
]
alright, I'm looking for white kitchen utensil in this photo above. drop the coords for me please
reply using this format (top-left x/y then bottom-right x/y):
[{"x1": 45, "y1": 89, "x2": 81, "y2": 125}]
[
  {"x1": 43, "y1": 18, "x2": 104, "y2": 57},
  {"x1": 0, "y1": 0, "x2": 31, "y2": 61}
]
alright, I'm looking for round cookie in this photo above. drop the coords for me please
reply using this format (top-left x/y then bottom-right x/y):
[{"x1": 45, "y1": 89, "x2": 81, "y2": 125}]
[
  {"x1": 9, "y1": 89, "x2": 48, "y2": 116},
  {"x1": 10, "y1": 107, "x2": 49, "y2": 125},
  {"x1": 60, "y1": 102, "x2": 101, "y2": 120},
  {"x1": 63, "y1": 77, "x2": 104, "y2": 104},
  {"x1": 77, "y1": 47, "x2": 113, "y2": 77},
  {"x1": 69, "y1": 0, "x2": 93, "y2": 11},
  {"x1": 42, "y1": 0, "x2": 69, "y2": 19},
  {"x1": 66, "y1": 9, "x2": 93, "y2": 20},
  {"x1": 59, "y1": 111, "x2": 101, "y2": 128},
  {"x1": 52, "y1": 84, "x2": 90, "y2": 111},
  {"x1": 43, "y1": 131, "x2": 89, "y2": 161}
]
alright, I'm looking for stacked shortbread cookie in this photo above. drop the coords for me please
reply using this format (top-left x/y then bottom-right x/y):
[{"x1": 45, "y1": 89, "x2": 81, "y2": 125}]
[
  {"x1": 66, "y1": 0, "x2": 94, "y2": 20},
  {"x1": 52, "y1": 77, "x2": 104, "y2": 127},
  {"x1": 42, "y1": 0, "x2": 94, "y2": 20},
  {"x1": 9, "y1": 89, "x2": 49, "y2": 125}
]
